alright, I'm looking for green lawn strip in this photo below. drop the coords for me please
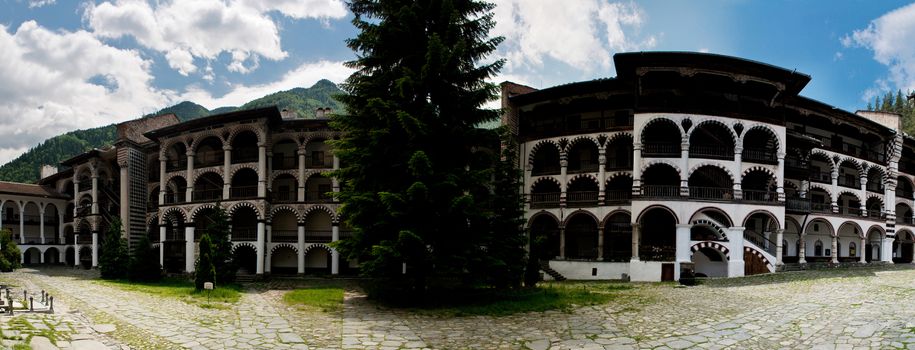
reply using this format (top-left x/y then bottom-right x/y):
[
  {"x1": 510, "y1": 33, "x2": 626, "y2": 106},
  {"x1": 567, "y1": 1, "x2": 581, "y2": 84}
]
[
  {"x1": 94, "y1": 278, "x2": 242, "y2": 305},
  {"x1": 403, "y1": 282, "x2": 632, "y2": 317},
  {"x1": 283, "y1": 286, "x2": 345, "y2": 313}
]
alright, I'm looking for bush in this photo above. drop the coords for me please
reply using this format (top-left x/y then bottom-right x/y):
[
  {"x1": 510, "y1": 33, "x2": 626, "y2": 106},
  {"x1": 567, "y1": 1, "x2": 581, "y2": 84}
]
[
  {"x1": 128, "y1": 236, "x2": 162, "y2": 282},
  {"x1": 0, "y1": 229, "x2": 21, "y2": 272},
  {"x1": 99, "y1": 219, "x2": 129, "y2": 279},
  {"x1": 194, "y1": 233, "x2": 216, "y2": 291}
]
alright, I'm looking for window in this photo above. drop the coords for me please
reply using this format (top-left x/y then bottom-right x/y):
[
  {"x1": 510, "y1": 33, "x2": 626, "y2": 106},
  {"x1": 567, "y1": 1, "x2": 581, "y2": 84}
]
[
  {"x1": 814, "y1": 240, "x2": 823, "y2": 256},
  {"x1": 849, "y1": 242, "x2": 857, "y2": 257},
  {"x1": 312, "y1": 151, "x2": 325, "y2": 166}
]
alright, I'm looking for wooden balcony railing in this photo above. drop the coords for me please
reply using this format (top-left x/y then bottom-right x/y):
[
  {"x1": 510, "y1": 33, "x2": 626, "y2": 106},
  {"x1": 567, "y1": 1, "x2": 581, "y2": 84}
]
[
  {"x1": 530, "y1": 192, "x2": 560, "y2": 208},
  {"x1": 642, "y1": 143, "x2": 679, "y2": 157}
]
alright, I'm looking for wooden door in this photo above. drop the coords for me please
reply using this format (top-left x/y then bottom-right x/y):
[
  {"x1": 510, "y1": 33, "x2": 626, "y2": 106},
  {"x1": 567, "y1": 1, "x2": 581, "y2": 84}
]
[{"x1": 661, "y1": 263, "x2": 675, "y2": 281}]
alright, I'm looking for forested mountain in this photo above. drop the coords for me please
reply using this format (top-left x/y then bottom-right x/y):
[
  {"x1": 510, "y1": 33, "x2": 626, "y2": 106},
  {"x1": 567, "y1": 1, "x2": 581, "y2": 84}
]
[{"x1": 0, "y1": 80, "x2": 344, "y2": 183}]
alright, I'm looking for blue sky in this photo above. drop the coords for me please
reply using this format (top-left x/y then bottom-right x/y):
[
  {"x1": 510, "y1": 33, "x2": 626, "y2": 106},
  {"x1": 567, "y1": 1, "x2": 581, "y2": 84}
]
[{"x1": 0, "y1": 0, "x2": 914, "y2": 166}]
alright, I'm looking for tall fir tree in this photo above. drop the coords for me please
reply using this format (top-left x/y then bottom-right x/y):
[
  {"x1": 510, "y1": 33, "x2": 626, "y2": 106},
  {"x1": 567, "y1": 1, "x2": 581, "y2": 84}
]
[
  {"x1": 333, "y1": 0, "x2": 511, "y2": 295},
  {"x1": 0, "y1": 229, "x2": 21, "y2": 272},
  {"x1": 195, "y1": 233, "x2": 217, "y2": 290},
  {"x1": 98, "y1": 219, "x2": 128, "y2": 279},
  {"x1": 205, "y1": 205, "x2": 237, "y2": 283}
]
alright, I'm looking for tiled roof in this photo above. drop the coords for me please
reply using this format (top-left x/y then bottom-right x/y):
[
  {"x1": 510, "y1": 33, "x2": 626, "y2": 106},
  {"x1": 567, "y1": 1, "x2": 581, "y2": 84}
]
[{"x1": 0, "y1": 181, "x2": 66, "y2": 199}]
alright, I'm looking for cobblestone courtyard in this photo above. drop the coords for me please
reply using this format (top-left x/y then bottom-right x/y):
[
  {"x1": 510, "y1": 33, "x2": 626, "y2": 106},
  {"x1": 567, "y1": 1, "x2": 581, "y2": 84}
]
[{"x1": 4, "y1": 266, "x2": 915, "y2": 349}]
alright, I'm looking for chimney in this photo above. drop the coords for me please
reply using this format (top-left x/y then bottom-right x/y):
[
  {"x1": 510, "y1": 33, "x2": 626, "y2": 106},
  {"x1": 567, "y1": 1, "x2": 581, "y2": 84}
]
[
  {"x1": 280, "y1": 108, "x2": 297, "y2": 119},
  {"x1": 40, "y1": 165, "x2": 58, "y2": 179}
]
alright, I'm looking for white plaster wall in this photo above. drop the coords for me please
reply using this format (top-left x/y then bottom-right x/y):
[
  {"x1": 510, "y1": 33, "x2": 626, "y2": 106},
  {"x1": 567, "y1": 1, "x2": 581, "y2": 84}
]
[
  {"x1": 629, "y1": 260, "x2": 666, "y2": 281},
  {"x1": 692, "y1": 251, "x2": 728, "y2": 277},
  {"x1": 305, "y1": 249, "x2": 329, "y2": 268},
  {"x1": 271, "y1": 248, "x2": 297, "y2": 268},
  {"x1": 546, "y1": 261, "x2": 629, "y2": 280}
]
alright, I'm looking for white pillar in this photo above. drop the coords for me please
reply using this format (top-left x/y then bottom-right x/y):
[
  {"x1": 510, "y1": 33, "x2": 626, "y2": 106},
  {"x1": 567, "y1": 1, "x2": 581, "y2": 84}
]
[
  {"x1": 297, "y1": 225, "x2": 305, "y2": 274},
  {"x1": 185, "y1": 227, "x2": 195, "y2": 273},
  {"x1": 120, "y1": 166, "x2": 129, "y2": 238},
  {"x1": 58, "y1": 213, "x2": 64, "y2": 243},
  {"x1": 223, "y1": 147, "x2": 232, "y2": 200},
  {"x1": 727, "y1": 227, "x2": 745, "y2": 277},
  {"x1": 331, "y1": 224, "x2": 340, "y2": 275},
  {"x1": 159, "y1": 159, "x2": 167, "y2": 205},
  {"x1": 675, "y1": 224, "x2": 691, "y2": 263},
  {"x1": 91, "y1": 231, "x2": 98, "y2": 268},
  {"x1": 256, "y1": 221, "x2": 265, "y2": 274},
  {"x1": 265, "y1": 224, "x2": 272, "y2": 274},
  {"x1": 39, "y1": 206, "x2": 46, "y2": 244},
  {"x1": 882, "y1": 236, "x2": 894, "y2": 263},
  {"x1": 91, "y1": 175, "x2": 99, "y2": 214},
  {"x1": 186, "y1": 152, "x2": 195, "y2": 202},
  {"x1": 632, "y1": 143, "x2": 642, "y2": 193},
  {"x1": 859, "y1": 237, "x2": 866, "y2": 264},
  {"x1": 159, "y1": 226, "x2": 166, "y2": 267},
  {"x1": 257, "y1": 145, "x2": 267, "y2": 198},
  {"x1": 19, "y1": 202, "x2": 24, "y2": 244},
  {"x1": 775, "y1": 229, "x2": 784, "y2": 265},
  {"x1": 74, "y1": 234, "x2": 80, "y2": 266},
  {"x1": 798, "y1": 233, "x2": 807, "y2": 264},
  {"x1": 630, "y1": 223, "x2": 640, "y2": 261},
  {"x1": 597, "y1": 148, "x2": 606, "y2": 203},
  {"x1": 297, "y1": 149, "x2": 306, "y2": 202},
  {"x1": 831, "y1": 235, "x2": 839, "y2": 264}
]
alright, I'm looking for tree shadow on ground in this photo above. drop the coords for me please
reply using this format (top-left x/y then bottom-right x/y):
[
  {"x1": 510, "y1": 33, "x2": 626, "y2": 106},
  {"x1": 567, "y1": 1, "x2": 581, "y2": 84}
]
[{"x1": 702, "y1": 264, "x2": 915, "y2": 288}]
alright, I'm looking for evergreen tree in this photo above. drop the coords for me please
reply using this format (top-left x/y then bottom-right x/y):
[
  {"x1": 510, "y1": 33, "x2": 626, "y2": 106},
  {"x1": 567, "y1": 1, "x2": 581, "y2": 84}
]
[
  {"x1": 482, "y1": 128, "x2": 528, "y2": 289},
  {"x1": 195, "y1": 233, "x2": 216, "y2": 291},
  {"x1": 333, "y1": 0, "x2": 508, "y2": 296},
  {"x1": 99, "y1": 219, "x2": 129, "y2": 279},
  {"x1": 0, "y1": 229, "x2": 21, "y2": 272},
  {"x1": 205, "y1": 205, "x2": 236, "y2": 283},
  {"x1": 128, "y1": 236, "x2": 162, "y2": 282}
]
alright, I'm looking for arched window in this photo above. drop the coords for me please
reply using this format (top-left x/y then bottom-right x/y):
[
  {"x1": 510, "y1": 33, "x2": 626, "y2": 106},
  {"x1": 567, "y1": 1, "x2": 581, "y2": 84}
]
[
  {"x1": 849, "y1": 242, "x2": 857, "y2": 257},
  {"x1": 814, "y1": 240, "x2": 823, "y2": 256}
]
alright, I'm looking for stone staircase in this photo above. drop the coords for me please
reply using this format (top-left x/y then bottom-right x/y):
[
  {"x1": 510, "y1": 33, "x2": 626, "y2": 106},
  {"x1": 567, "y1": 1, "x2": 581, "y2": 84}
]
[{"x1": 539, "y1": 261, "x2": 567, "y2": 281}]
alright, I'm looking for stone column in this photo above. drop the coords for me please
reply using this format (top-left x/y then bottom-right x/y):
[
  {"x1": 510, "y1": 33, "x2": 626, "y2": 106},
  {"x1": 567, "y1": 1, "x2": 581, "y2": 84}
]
[
  {"x1": 597, "y1": 148, "x2": 606, "y2": 204},
  {"x1": 58, "y1": 213, "x2": 64, "y2": 243},
  {"x1": 558, "y1": 225, "x2": 566, "y2": 259},
  {"x1": 266, "y1": 224, "x2": 272, "y2": 244},
  {"x1": 727, "y1": 227, "x2": 746, "y2": 277},
  {"x1": 799, "y1": 233, "x2": 807, "y2": 264},
  {"x1": 257, "y1": 144, "x2": 267, "y2": 198},
  {"x1": 39, "y1": 206, "x2": 45, "y2": 244},
  {"x1": 159, "y1": 159, "x2": 167, "y2": 204},
  {"x1": 632, "y1": 143, "x2": 642, "y2": 194},
  {"x1": 775, "y1": 229, "x2": 785, "y2": 265},
  {"x1": 597, "y1": 227, "x2": 605, "y2": 260},
  {"x1": 860, "y1": 237, "x2": 866, "y2": 263},
  {"x1": 831, "y1": 235, "x2": 839, "y2": 264},
  {"x1": 297, "y1": 224, "x2": 305, "y2": 274},
  {"x1": 119, "y1": 165, "x2": 129, "y2": 238},
  {"x1": 74, "y1": 234, "x2": 80, "y2": 266},
  {"x1": 91, "y1": 230, "x2": 99, "y2": 268},
  {"x1": 733, "y1": 146, "x2": 743, "y2": 199},
  {"x1": 331, "y1": 224, "x2": 340, "y2": 274},
  {"x1": 559, "y1": 153, "x2": 568, "y2": 207},
  {"x1": 256, "y1": 221, "x2": 265, "y2": 274},
  {"x1": 159, "y1": 226, "x2": 166, "y2": 267},
  {"x1": 630, "y1": 223, "x2": 641, "y2": 261},
  {"x1": 831, "y1": 170, "x2": 839, "y2": 213},
  {"x1": 776, "y1": 153, "x2": 786, "y2": 201},
  {"x1": 223, "y1": 146, "x2": 232, "y2": 200},
  {"x1": 680, "y1": 137, "x2": 689, "y2": 196},
  {"x1": 332, "y1": 155, "x2": 340, "y2": 202},
  {"x1": 186, "y1": 151, "x2": 195, "y2": 202},
  {"x1": 18, "y1": 202, "x2": 24, "y2": 244},
  {"x1": 882, "y1": 236, "x2": 894, "y2": 263},
  {"x1": 91, "y1": 174, "x2": 99, "y2": 214},
  {"x1": 675, "y1": 224, "x2": 691, "y2": 263},
  {"x1": 297, "y1": 148, "x2": 306, "y2": 202},
  {"x1": 185, "y1": 226, "x2": 195, "y2": 273}
]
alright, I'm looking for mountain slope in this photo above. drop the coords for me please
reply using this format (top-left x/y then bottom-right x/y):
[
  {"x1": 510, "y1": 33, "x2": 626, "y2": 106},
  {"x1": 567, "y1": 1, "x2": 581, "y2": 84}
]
[{"x1": 0, "y1": 80, "x2": 345, "y2": 183}]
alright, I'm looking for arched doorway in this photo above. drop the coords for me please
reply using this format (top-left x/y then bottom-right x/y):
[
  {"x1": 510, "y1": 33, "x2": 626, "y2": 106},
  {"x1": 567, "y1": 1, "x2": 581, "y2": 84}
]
[
  {"x1": 23, "y1": 247, "x2": 41, "y2": 265},
  {"x1": 303, "y1": 246, "x2": 332, "y2": 274},
  {"x1": 65, "y1": 246, "x2": 75, "y2": 266},
  {"x1": 866, "y1": 228, "x2": 883, "y2": 262},
  {"x1": 691, "y1": 245, "x2": 728, "y2": 277},
  {"x1": 603, "y1": 212, "x2": 631, "y2": 261},
  {"x1": 894, "y1": 231, "x2": 914, "y2": 263},
  {"x1": 564, "y1": 212, "x2": 598, "y2": 260},
  {"x1": 162, "y1": 211, "x2": 186, "y2": 273},
  {"x1": 529, "y1": 214, "x2": 560, "y2": 260},
  {"x1": 78, "y1": 246, "x2": 92, "y2": 269},
  {"x1": 43, "y1": 247, "x2": 60, "y2": 265},
  {"x1": 234, "y1": 245, "x2": 258, "y2": 275},
  {"x1": 270, "y1": 246, "x2": 297, "y2": 275},
  {"x1": 639, "y1": 207, "x2": 676, "y2": 262}
]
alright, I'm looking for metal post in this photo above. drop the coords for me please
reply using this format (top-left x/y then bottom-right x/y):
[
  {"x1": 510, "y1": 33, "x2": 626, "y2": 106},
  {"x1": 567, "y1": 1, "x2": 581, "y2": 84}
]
[
  {"x1": 49, "y1": 296, "x2": 53, "y2": 313},
  {"x1": 29, "y1": 296, "x2": 33, "y2": 312},
  {"x1": 8, "y1": 298, "x2": 12, "y2": 315}
]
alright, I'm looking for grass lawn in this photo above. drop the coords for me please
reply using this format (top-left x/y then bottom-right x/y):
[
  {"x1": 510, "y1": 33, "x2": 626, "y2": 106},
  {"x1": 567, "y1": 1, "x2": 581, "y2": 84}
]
[
  {"x1": 415, "y1": 282, "x2": 631, "y2": 317},
  {"x1": 96, "y1": 278, "x2": 242, "y2": 307},
  {"x1": 283, "y1": 281, "x2": 348, "y2": 313}
]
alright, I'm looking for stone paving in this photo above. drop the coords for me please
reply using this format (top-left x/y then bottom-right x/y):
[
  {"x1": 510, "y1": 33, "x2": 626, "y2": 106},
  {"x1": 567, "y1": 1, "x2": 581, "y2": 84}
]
[{"x1": 5, "y1": 266, "x2": 915, "y2": 349}]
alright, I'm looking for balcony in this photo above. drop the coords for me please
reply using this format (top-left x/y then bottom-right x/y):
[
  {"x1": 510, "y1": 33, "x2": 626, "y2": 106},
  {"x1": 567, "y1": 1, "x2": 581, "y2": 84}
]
[
  {"x1": 271, "y1": 191, "x2": 297, "y2": 202},
  {"x1": 530, "y1": 192, "x2": 559, "y2": 208},
  {"x1": 810, "y1": 171, "x2": 832, "y2": 184},
  {"x1": 233, "y1": 149, "x2": 258, "y2": 164},
  {"x1": 838, "y1": 206, "x2": 861, "y2": 217},
  {"x1": 604, "y1": 190, "x2": 631, "y2": 203},
  {"x1": 567, "y1": 161, "x2": 599, "y2": 174},
  {"x1": 866, "y1": 183, "x2": 884, "y2": 193},
  {"x1": 641, "y1": 185, "x2": 680, "y2": 199},
  {"x1": 305, "y1": 191, "x2": 333, "y2": 203},
  {"x1": 742, "y1": 190, "x2": 777, "y2": 204},
  {"x1": 604, "y1": 160, "x2": 633, "y2": 171},
  {"x1": 531, "y1": 165, "x2": 560, "y2": 176},
  {"x1": 272, "y1": 156, "x2": 297, "y2": 170},
  {"x1": 271, "y1": 229, "x2": 298, "y2": 242},
  {"x1": 304, "y1": 230, "x2": 332, "y2": 243},
  {"x1": 76, "y1": 235, "x2": 92, "y2": 244},
  {"x1": 195, "y1": 150, "x2": 224, "y2": 168},
  {"x1": 192, "y1": 189, "x2": 222, "y2": 202},
  {"x1": 688, "y1": 186, "x2": 731, "y2": 201},
  {"x1": 867, "y1": 209, "x2": 884, "y2": 218},
  {"x1": 689, "y1": 144, "x2": 733, "y2": 160},
  {"x1": 897, "y1": 217, "x2": 915, "y2": 226},
  {"x1": 231, "y1": 227, "x2": 257, "y2": 241},
  {"x1": 898, "y1": 190, "x2": 914, "y2": 200},
  {"x1": 566, "y1": 191, "x2": 598, "y2": 207},
  {"x1": 165, "y1": 159, "x2": 186, "y2": 172},
  {"x1": 642, "y1": 143, "x2": 679, "y2": 158},
  {"x1": 742, "y1": 147, "x2": 778, "y2": 164},
  {"x1": 230, "y1": 186, "x2": 258, "y2": 199},
  {"x1": 810, "y1": 202, "x2": 832, "y2": 213},
  {"x1": 304, "y1": 156, "x2": 334, "y2": 169},
  {"x1": 163, "y1": 192, "x2": 184, "y2": 204},
  {"x1": 838, "y1": 177, "x2": 859, "y2": 189}
]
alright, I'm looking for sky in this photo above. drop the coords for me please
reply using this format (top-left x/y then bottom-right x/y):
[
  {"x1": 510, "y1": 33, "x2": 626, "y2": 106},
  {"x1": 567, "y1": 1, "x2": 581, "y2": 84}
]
[{"x1": 1, "y1": 0, "x2": 915, "y2": 166}]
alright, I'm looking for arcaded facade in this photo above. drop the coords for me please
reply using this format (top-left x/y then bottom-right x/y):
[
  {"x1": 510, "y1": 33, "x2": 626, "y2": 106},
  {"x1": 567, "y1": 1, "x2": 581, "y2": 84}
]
[{"x1": 504, "y1": 52, "x2": 915, "y2": 281}]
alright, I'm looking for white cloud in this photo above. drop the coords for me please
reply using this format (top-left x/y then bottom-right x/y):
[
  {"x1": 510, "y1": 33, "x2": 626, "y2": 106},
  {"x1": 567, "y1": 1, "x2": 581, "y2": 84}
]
[
  {"x1": 28, "y1": 0, "x2": 56, "y2": 8},
  {"x1": 0, "y1": 20, "x2": 173, "y2": 165},
  {"x1": 491, "y1": 0, "x2": 655, "y2": 74},
  {"x1": 180, "y1": 60, "x2": 352, "y2": 109},
  {"x1": 843, "y1": 3, "x2": 915, "y2": 97},
  {"x1": 84, "y1": 0, "x2": 347, "y2": 76}
]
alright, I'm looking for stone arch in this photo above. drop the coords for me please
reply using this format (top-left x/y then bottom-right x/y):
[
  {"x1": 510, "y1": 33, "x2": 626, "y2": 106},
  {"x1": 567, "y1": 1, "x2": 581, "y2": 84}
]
[
  {"x1": 531, "y1": 176, "x2": 561, "y2": 189},
  {"x1": 190, "y1": 203, "x2": 220, "y2": 222},
  {"x1": 690, "y1": 206, "x2": 734, "y2": 227},
  {"x1": 639, "y1": 117, "x2": 682, "y2": 142},
  {"x1": 228, "y1": 201, "x2": 262, "y2": 219},
  {"x1": 302, "y1": 170, "x2": 331, "y2": 183},
  {"x1": 567, "y1": 173, "x2": 598, "y2": 187},
  {"x1": 744, "y1": 246, "x2": 773, "y2": 267},
  {"x1": 867, "y1": 225, "x2": 886, "y2": 240},
  {"x1": 302, "y1": 132, "x2": 336, "y2": 145},
  {"x1": 742, "y1": 210, "x2": 782, "y2": 231},
  {"x1": 231, "y1": 241, "x2": 258, "y2": 254},
  {"x1": 229, "y1": 164, "x2": 259, "y2": 179},
  {"x1": 160, "y1": 206, "x2": 188, "y2": 224},
  {"x1": 739, "y1": 124, "x2": 781, "y2": 152},
  {"x1": 527, "y1": 139, "x2": 561, "y2": 166},
  {"x1": 838, "y1": 221, "x2": 865, "y2": 239},
  {"x1": 189, "y1": 131, "x2": 226, "y2": 150},
  {"x1": 742, "y1": 166, "x2": 776, "y2": 179},
  {"x1": 785, "y1": 216, "x2": 802, "y2": 234},
  {"x1": 228, "y1": 125, "x2": 265, "y2": 145},
  {"x1": 607, "y1": 131, "x2": 633, "y2": 144},
  {"x1": 302, "y1": 205, "x2": 337, "y2": 223},
  {"x1": 809, "y1": 150, "x2": 836, "y2": 171},
  {"x1": 268, "y1": 205, "x2": 301, "y2": 223},
  {"x1": 271, "y1": 133, "x2": 303, "y2": 148},
  {"x1": 687, "y1": 162, "x2": 735, "y2": 184},
  {"x1": 270, "y1": 243, "x2": 299, "y2": 254},
  {"x1": 302, "y1": 243, "x2": 334, "y2": 255},
  {"x1": 837, "y1": 190, "x2": 862, "y2": 203},
  {"x1": 690, "y1": 241, "x2": 730, "y2": 260},
  {"x1": 192, "y1": 169, "x2": 225, "y2": 184},
  {"x1": 163, "y1": 173, "x2": 188, "y2": 189},
  {"x1": 160, "y1": 137, "x2": 191, "y2": 158},
  {"x1": 804, "y1": 218, "x2": 835, "y2": 237},
  {"x1": 270, "y1": 170, "x2": 300, "y2": 184},
  {"x1": 687, "y1": 118, "x2": 738, "y2": 143},
  {"x1": 807, "y1": 184, "x2": 834, "y2": 202},
  {"x1": 636, "y1": 205, "x2": 679, "y2": 225},
  {"x1": 564, "y1": 135, "x2": 600, "y2": 153},
  {"x1": 527, "y1": 211, "x2": 560, "y2": 228},
  {"x1": 640, "y1": 160, "x2": 682, "y2": 177},
  {"x1": 600, "y1": 209, "x2": 631, "y2": 228},
  {"x1": 561, "y1": 209, "x2": 600, "y2": 228}
]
